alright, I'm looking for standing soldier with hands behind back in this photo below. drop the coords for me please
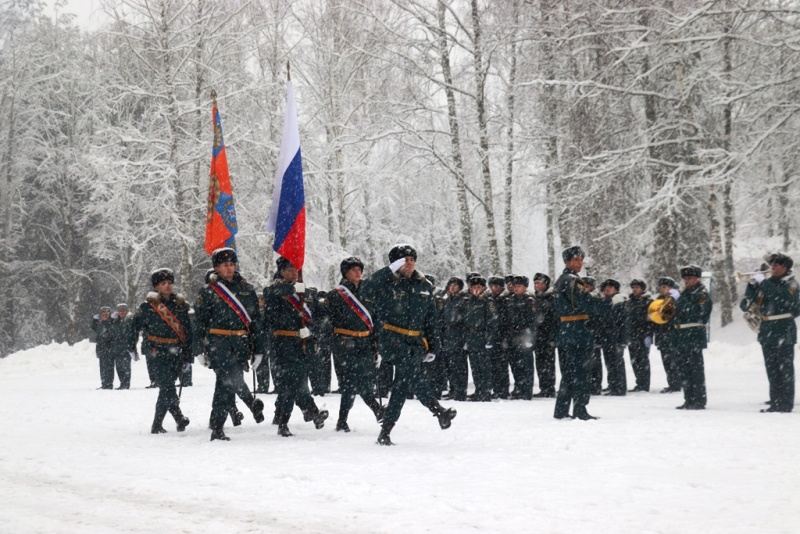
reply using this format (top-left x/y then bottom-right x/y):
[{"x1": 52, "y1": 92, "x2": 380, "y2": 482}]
[
  {"x1": 131, "y1": 268, "x2": 193, "y2": 434},
  {"x1": 194, "y1": 248, "x2": 266, "y2": 441},
  {"x1": 740, "y1": 253, "x2": 799, "y2": 413}
]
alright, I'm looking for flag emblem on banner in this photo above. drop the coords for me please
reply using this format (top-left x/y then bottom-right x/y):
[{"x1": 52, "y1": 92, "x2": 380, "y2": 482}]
[{"x1": 205, "y1": 91, "x2": 238, "y2": 254}]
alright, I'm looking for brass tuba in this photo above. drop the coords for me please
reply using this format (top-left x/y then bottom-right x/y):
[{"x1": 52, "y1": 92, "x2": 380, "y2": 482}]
[
  {"x1": 648, "y1": 297, "x2": 677, "y2": 324},
  {"x1": 742, "y1": 295, "x2": 763, "y2": 333}
]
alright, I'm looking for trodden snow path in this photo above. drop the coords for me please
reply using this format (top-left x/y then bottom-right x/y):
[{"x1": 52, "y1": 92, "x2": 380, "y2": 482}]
[{"x1": 0, "y1": 332, "x2": 797, "y2": 534}]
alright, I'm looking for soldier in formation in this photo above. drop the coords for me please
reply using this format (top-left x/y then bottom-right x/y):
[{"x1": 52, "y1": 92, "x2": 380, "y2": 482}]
[
  {"x1": 131, "y1": 268, "x2": 193, "y2": 434},
  {"x1": 263, "y1": 256, "x2": 329, "y2": 437},
  {"x1": 361, "y1": 244, "x2": 457, "y2": 445},
  {"x1": 553, "y1": 247, "x2": 609, "y2": 420},
  {"x1": 91, "y1": 306, "x2": 115, "y2": 390},
  {"x1": 324, "y1": 256, "x2": 386, "y2": 431},
  {"x1": 194, "y1": 248, "x2": 266, "y2": 441},
  {"x1": 740, "y1": 253, "x2": 798, "y2": 413}
]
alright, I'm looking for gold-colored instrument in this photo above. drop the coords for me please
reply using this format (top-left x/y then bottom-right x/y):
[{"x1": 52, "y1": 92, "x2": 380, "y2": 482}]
[
  {"x1": 648, "y1": 297, "x2": 677, "y2": 324},
  {"x1": 734, "y1": 269, "x2": 770, "y2": 282}
]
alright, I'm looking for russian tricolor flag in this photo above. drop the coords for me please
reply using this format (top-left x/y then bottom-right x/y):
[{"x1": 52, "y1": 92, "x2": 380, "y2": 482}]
[{"x1": 265, "y1": 81, "x2": 305, "y2": 270}]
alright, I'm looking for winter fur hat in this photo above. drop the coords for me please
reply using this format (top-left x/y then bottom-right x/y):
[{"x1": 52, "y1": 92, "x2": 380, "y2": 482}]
[
  {"x1": 340, "y1": 256, "x2": 365, "y2": 278},
  {"x1": 562, "y1": 246, "x2": 585, "y2": 262},
  {"x1": 276, "y1": 256, "x2": 296, "y2": 272},
  {"x1": 630, "y1": 279, "x2": 647, "y2": 290},
  {"x1": 767, "y1": 253, "x2": 793, "y2": 270},
  {"x1": 212, "y1": 247, "x2": 238, "y2": 266},
  {"x1": 533, "y1": 273, "x2": 551, "y2": 288},
  {"x1": 600, "y1": 279, "x2": 621, "y2": 292},
  {"x1": 446, "y1": 277, "x2": 465, "y2": 291},
  {"x1": 658, "y1": 277, "x2": 678, "y2": 288},
  {"x1": 679, "y1": 265, "x2": 703, "y2": 278},
  {"x1": 489, "y1": 276, "x2": 505, "y2": 287},
  {"x1": 388, "y1": 244, "x2": 417, "y2": 263},
  {"x1": 469, "y1": 276, "x2": 487, "y2": 288},
  {"x1": 151, "y1": 268, "x2": 174, "y2": 287},
  {"x1": 510, "y1": 275, "x2": 529, "y2": 287}
]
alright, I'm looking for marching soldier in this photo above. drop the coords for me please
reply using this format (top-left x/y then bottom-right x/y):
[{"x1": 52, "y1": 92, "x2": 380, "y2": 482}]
[
  {"x1": 532, "y1": 273, "x2": 558, "y2": 398},
  {"x1": 325, "y1": 257, "x2": 386, "y2": 431},
  {"x1": 464, "y1": 276, "x2": 497, "y2": 402},
  {"x1": 582, "y1": 276, "x2": 603, "y2": 395},
  {"x1": 672, "y1": 265, "x2": 712, "y2": 410},
  {"x1": 91, "y1": 306, "x2": 115, "y2": 390},
  {"x1": 194, "y1": 248, "x2": 266, "y2": 441},
  {"x1": 488, "y1": 276, "x2": 510, "y2": 398},
  {"x1": 740, "y1": 253, "x2": 799, "y2": 413},
  {"x1": 440, "y1": 277, "x2": 467, "y2": 401},
  {"x1": 362, "y1": 244, "x2": 456, "y2": 445},
  {"x1": 504, "y1": 275, "x2": 536, "y2": 400},
  {"x1": 110, "y1": 304, "x2": 133, "y2": 390},
  {"x1": 553, "y1": 247, "x2": 609, "y2": 420},
  {"x1": 131, "y1": 268, "x2": 192, "y2": 434},
  {"x1": 597, "y1": 279, "x2": 627, "y2": 396},
  {"x1": 263, "y1": 256, "x2": 329, "y2": 437},
  {"x1": 652, "y1": 277, "x2": 682, "y2": 393},
  {"x1": 625, "y1": 280, "x2": 653, "y2": 392}
]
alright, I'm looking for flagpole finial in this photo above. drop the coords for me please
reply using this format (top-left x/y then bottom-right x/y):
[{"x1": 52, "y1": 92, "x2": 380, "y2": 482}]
[
  {"x1": 287, "y1": 61, "x2": 291, "y2": 82},
  {"x1": 210, "y1": 89, "x2": 218, "y2": 106}
]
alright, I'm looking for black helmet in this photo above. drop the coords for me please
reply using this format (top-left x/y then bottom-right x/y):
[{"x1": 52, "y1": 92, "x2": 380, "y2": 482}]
[
  {"x1": 212, "y1": 247, "x2": 238, "y2": 266},
  {"x1": 388, "y1": 244, "x2": 417, "y2": 263},
  {"x1": 151, "y1": 268, "x2": 175, "y2": 287},
  {"x1": 340, "y1": 256, "x2": 365, "y2": 277}
]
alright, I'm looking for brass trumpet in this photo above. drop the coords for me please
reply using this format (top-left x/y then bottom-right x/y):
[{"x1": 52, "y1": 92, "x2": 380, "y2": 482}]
[{"x1": 733, "y1": 269, "x2": 770, "y2": 282}]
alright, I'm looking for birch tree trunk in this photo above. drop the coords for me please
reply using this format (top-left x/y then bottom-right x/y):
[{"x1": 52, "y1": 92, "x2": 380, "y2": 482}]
[
  {"x1": 470, "y1": 0, "x2": 500, "y2": 274},
  {"x1": 437, "y1": 0, "x2": 474, "y2": 269}
]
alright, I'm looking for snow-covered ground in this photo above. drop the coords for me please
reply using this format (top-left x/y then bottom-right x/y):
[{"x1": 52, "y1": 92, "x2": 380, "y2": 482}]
[{"x1": 1, "y1": 322, "x2": 797, "y2": 533}]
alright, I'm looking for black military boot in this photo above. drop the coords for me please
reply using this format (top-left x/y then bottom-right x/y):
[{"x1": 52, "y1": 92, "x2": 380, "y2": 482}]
[
  {"x1": 151, "y1": 410, "x2": 167, "y2": 434},
  {"x1": 169, "y1": 406, "x2": 190, "y2": 432},
  {"x1": 210, "y1": 424, "x2": 230, "y2": 441},
  {"x1": 229, "y1": 406, "x2": 244, "y2": 426},
  {"x1": 277, "y1": 414, "x2": 293, "y2": 437},
  {"x1": 368, "y1": 400, "x2": 386, "y2": 423},
  {"x1": 430, "y1": 401, "x2": 457, "y2": 429},
  {"x1": 377, "y1": 422, "x2": 395, "y2": 445},
  {"x1": 336, "y1": 420, "x2": 351, "y2": 432},
  {"x1": 249, "y1": 398, "x2": 265, "y2": 424},
  {"x1": 303, "y1": 406, "x2": 329, "y2": 429},
  {"x1": 572, "y1": 405, "x2": 598, "y2": 420},
  {"x1": 336, "y1": 406, "x2": 350, "y2": 432}
]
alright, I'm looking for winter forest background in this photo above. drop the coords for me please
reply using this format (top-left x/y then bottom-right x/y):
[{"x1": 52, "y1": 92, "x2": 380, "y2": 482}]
[{"x1": 1, "y1": 0, "x2": 798, "y2": 356}]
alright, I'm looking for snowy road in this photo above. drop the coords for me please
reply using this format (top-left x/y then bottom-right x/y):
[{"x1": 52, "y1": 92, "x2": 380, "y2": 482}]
[{"x1": 1, "y1": 333, "x2": 797, "y2": 533}]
